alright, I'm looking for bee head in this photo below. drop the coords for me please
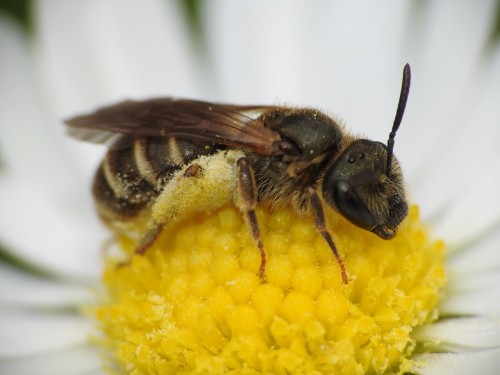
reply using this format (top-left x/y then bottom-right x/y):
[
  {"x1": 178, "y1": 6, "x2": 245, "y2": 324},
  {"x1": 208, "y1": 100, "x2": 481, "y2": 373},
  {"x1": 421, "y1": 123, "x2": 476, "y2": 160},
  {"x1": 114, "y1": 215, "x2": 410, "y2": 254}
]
[
  {"x1": 321, "y1": 140, "x2": 407, "y2": 239},
  {"x1": 321, "y1": 63, "x2": 411, "y2": 239}
]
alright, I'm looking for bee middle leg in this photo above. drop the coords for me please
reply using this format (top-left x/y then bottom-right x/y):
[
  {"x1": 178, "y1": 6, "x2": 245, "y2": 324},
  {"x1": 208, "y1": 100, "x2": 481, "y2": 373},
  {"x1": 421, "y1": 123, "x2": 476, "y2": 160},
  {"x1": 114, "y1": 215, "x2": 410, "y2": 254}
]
[
  {"x1": 236, "y1": 157, "x2": 266, "y2": 279},
  {"x1": 306, "y1": 187, "x2": 348, "y2": 284}
]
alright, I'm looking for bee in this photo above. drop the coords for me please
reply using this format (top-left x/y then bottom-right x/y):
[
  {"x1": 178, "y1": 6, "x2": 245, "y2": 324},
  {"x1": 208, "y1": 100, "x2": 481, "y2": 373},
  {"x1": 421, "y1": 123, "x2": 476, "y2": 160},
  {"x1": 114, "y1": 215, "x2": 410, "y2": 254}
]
[{"x1": 66, "y1": 64, "x2": 411, "y2": 284}]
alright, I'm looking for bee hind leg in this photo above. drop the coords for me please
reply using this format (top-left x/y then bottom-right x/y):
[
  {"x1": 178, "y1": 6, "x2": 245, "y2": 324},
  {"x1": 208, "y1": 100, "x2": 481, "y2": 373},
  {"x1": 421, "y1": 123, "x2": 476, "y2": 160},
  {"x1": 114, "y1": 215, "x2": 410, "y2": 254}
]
[
  {"x1": 134, "y1": 163, "x2": 201, "y2": 256},
  {"x1": 135, "y1": 223, "x2": 164, "y2": 255},
  {"x1": 236, "y1": 157, "x2": 266, "y2": 279}
]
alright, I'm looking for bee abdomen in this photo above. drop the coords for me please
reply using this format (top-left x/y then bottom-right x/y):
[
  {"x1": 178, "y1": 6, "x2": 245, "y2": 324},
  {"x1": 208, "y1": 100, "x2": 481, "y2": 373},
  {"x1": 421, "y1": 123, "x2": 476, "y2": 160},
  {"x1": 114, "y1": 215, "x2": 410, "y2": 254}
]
[
  {"x1": 93, "y1": 164, "x2": 149, "y2": 220},
  {"x1": 94, "y1": 136, "x2": 162, "y2": 220},
  {"x1": 134, "y1": 137, "x2": 181, "y2": 187},
  {"x1": 93, "y1": 135, "x2": 225, "y2": 220},
  {"x1": 101, "y1": 136, "x2": 158, "y2": 203}
]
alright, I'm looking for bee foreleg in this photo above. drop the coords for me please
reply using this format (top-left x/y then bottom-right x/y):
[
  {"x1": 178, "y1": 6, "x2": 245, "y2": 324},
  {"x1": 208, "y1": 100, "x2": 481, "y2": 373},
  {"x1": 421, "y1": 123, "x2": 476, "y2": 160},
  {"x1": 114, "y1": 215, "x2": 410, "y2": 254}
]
[
  {"x1": 306, "y1": 187, "x2": 348, "y2": 284},
  {"x1": 135, "y1": 223, "x2": 164, "y2": 255},
  {"x1": 236, "y1": 157, "x2": 266, "y2": 279}
]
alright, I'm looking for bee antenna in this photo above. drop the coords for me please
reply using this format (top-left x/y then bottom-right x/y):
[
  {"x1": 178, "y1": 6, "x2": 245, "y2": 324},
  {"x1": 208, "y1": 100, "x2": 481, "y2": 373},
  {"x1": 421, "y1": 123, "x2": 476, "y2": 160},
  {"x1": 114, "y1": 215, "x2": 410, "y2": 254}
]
[{"x1": 386, "y1": 63, "x2": 411, "y2": 176}]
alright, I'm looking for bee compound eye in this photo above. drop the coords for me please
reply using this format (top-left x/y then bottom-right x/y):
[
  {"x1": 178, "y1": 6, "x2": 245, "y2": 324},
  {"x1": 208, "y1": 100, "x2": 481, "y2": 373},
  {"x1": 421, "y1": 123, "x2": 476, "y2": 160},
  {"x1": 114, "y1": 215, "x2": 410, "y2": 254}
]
[{"x1": 333, "y1": 180, "x2": 377, "y2": 230}]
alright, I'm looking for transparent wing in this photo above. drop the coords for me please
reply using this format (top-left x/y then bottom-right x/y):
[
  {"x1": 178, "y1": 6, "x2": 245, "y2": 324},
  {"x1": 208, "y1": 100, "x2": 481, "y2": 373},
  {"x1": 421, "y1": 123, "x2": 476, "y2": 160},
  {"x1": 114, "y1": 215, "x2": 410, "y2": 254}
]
[{"x1": 65, "y1": 98, "x2": 282, "y2": 155}]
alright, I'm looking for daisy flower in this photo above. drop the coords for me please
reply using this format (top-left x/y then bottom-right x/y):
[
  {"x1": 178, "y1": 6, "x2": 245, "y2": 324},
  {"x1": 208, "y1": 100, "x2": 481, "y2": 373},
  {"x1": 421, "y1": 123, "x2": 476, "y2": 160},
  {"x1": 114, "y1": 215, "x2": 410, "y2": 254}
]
[{"x1": 1, "y1": 1, "x2": 500, "y2": 374}]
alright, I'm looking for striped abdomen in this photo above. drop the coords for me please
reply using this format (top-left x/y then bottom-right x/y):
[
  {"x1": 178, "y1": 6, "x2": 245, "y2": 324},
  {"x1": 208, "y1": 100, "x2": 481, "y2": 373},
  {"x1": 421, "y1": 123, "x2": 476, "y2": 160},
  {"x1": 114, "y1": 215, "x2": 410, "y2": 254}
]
[{"x1": 93, "y1": 135, "x2": 224, "y2": 221}]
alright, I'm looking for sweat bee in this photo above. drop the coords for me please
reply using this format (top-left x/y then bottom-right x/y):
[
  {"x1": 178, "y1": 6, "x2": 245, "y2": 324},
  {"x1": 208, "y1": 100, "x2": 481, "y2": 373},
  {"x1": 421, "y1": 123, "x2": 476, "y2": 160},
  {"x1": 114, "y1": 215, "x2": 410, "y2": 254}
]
[{"x1": 66, "y1": 64, "x2": 411, "y2": 284}]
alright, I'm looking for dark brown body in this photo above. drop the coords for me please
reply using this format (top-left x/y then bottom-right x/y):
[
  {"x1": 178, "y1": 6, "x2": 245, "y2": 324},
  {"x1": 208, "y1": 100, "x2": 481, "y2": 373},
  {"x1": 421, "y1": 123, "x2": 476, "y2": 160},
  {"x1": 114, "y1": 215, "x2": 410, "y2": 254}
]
[{"x1": 93, "y1": 108, "x2": 354, "y2": 222}]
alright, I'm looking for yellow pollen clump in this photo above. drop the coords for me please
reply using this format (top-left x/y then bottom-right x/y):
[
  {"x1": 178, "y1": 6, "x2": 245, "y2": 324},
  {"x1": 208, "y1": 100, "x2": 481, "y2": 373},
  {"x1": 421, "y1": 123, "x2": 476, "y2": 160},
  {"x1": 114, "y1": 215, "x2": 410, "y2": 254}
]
[{"x1": 96, "y1": 204, "x2": 445, "y2": 375}]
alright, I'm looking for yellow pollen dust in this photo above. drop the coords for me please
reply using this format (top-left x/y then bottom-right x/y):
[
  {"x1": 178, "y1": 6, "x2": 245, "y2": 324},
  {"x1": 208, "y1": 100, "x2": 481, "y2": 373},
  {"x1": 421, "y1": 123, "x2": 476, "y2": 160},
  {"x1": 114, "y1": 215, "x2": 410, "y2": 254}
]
[{"x1": 96, "y1": 204, "x2": 445, "y2": 375}]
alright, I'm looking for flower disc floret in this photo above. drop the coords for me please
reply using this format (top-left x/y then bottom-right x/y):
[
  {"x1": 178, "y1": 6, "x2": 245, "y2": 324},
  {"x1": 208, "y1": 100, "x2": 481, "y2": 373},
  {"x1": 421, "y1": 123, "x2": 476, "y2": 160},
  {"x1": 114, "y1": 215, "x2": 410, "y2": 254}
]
[{"x1": 97, "y1": 204, "x2": 445, "y2": 374}]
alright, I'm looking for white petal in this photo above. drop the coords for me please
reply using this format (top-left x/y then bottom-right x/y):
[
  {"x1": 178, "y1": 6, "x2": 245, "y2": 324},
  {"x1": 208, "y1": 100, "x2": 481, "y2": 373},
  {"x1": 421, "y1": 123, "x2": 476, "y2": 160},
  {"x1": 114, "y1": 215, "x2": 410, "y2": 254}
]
[
  {"x1": 404, "y1": 0, "x2": 496, "y2": 155},
  {"x1": 0, "y1": 263, "x2": 93, "y2": 308},
  {"x1": 0, "y1": 16, "x2": 106, "y2": 278},
  {"x1": 0, "y1": 16, "x2": 92, "y2": 190},
  {"x1": 406, "y1": 0, "x2": 500, "y2": 220},
  {"x1": 439, "y1": 285, "x2": 500, "y2": 316},
  {"x1": 0, "y1": 345, "x2": 103, "y2": 375},
  {"x1": 0, "y1": 14, "x2": 101, "y2": 186},
  {"x1": 0, "y1": 309, "x2": 94, "y2": 357},
  {"x1": 414, "y1": 316, "x2": 500, "y2": 349},
  {"x1": 447, "y1": 224, "x2": 500, "y2": 277},
  {"x1": 203, "y1": 0, "x2": 409, "y2": 122},
  {"x1": 414, "y1": 347, "x2": 500, "y2": 375},
  {"x1": 0, "y1": 177, "x2": 105, "y2": 280},
  {"x1": 421, "y1": 46, "x2": 500, "y2": 243},
  {"x1": 35, "y1": 0, "x2": 202, "y2": 116}
]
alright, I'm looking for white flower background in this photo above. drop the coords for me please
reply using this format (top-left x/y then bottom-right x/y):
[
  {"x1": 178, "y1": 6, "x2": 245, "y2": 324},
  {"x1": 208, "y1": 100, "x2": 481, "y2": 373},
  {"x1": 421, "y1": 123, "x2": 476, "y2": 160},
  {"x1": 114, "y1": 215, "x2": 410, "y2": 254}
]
[{"x1": 1, "y1": 0, "x2": 500, "y2": 374}]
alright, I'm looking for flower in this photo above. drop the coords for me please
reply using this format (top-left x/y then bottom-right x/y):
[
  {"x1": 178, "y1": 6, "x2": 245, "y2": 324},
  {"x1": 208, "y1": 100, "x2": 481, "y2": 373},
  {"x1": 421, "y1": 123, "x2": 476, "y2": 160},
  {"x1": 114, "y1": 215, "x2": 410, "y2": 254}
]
[
  {"x1": 1, "y1": 1, "x2": 500, "y2": 374},
  {"x1": 98, "y1": 201, "x2": 445, "y2": 374}
]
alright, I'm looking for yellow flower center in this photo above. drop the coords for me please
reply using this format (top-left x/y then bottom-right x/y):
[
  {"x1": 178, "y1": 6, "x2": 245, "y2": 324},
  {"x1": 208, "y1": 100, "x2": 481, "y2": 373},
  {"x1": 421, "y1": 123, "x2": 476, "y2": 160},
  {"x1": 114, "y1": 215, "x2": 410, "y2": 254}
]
[{"x1": 96, "y1": 203, "x2": 445, "y2": 374}]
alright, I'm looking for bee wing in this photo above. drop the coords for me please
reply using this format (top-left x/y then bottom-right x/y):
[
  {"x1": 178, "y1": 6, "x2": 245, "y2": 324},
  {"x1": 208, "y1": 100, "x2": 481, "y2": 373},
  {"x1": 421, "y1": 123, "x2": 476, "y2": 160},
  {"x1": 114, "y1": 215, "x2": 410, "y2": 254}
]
[{"x1": 65, "y1": 98, "x2": 281, "y2": 155}]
